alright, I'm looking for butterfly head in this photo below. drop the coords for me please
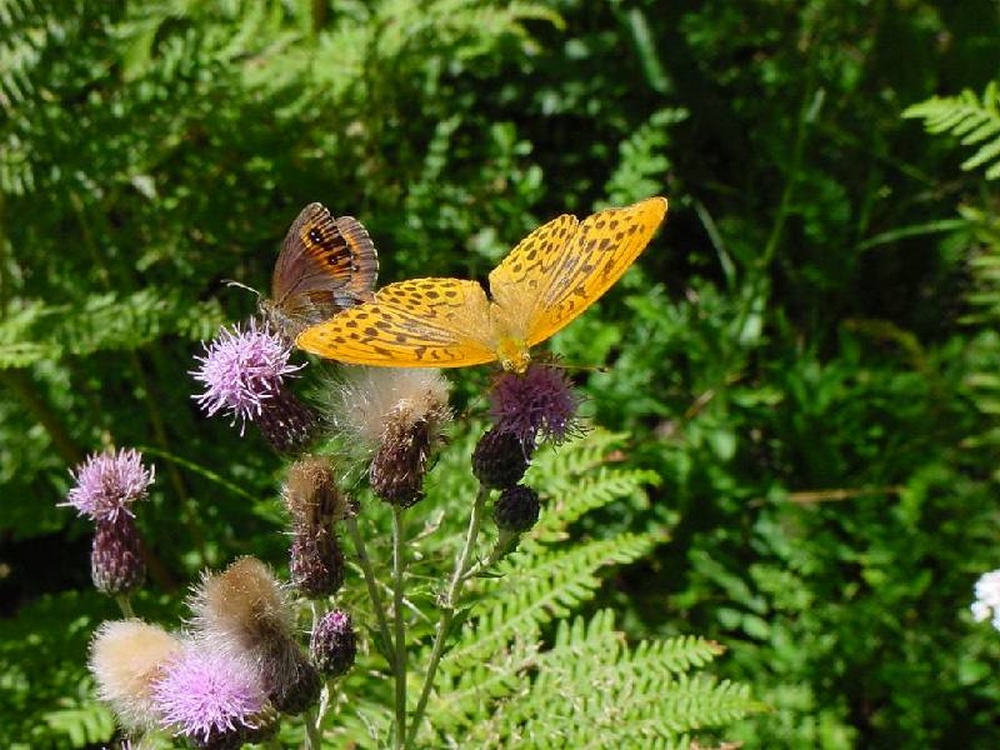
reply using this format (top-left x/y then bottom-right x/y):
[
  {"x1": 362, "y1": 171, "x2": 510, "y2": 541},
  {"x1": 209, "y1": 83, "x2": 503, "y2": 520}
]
[{"x1": 496, "y1": 337, "x2": 531, "y2": 374}]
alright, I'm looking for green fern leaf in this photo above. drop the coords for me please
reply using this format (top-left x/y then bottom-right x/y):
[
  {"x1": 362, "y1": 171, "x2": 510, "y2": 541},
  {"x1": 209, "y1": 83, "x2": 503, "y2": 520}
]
[
  {"x1": 442, "y1": 532, "x2": 656, "y2": 673},
  {"x1": 0, "y1": 290, "x2": 226, "y2": 369},
  {"x1": 903, "y1": 80, "x2": 1000, "y2": 180},
  {"x1": 450, "y1": 610, "x2": 761, "y2": 748}
]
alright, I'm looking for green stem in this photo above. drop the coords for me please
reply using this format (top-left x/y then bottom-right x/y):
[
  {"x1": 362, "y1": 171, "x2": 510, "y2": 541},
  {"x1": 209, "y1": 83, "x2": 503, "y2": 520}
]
[
  {"x1": 304, "y1": 706, "x2": 322, "y2": 749},
  {"x1": 460, "y1": 528, "x2": 517, "y2": 583},
  {"x1": 345, "y1": 515, "x2": 395, "y2": 660},
  {"x1": 392, "y1": 506, "x2": 407, "y2": 749},
  {"x1": 733, "y1": 85, "x2": 819, "y2": 346},
  {"x1": 115, "y1": 594, "x2": 134, "y2": 619},
  {"x1": 406, "y1": 485, "x2": 490, "y2": 747}
]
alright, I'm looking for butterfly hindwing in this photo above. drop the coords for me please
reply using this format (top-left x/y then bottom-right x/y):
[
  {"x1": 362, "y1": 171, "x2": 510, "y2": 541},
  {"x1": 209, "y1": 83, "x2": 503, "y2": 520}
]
[
  {"x1": 296, "y1": 277, "x2": 496, "y2": 368},
  {"x1": 334, "y1": 215, "x2": 379, "y2": 304}
]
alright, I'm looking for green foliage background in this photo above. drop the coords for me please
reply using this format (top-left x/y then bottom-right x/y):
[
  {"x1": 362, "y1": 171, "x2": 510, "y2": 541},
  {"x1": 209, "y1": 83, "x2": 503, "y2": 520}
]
[{"x1": 2, "y1": 0, "x2": 1000, "y2": 746}]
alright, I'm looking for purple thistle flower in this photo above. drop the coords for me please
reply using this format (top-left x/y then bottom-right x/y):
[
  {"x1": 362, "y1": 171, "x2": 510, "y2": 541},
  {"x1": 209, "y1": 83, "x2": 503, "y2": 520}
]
[
  {"x1": 191, "y1": 320, "x2": 304, "y2": 436},
  {"x1": 63, "y1": 448, "x2": 155, "y2": 522},
  {"x1": 152, "y1": 643, "x2": 268, "y2": 745},
  {"x1": 488, "y1": 364, "x2": 581, "y2": 448}
]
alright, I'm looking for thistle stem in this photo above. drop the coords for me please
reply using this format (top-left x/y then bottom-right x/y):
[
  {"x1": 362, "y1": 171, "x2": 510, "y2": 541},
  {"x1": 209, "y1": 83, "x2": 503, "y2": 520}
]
[
  {"x1": 115, "y1": 594, "x2": 134, "y2": 619},
  {"x1": 461, "y1": 528, "x2": 518, "y2": 582},
  {"x1": 304, "y1": 706, "x2": 322, "y2": 749},
  {"x1": 406, "y1": 485, "x2": 490, "y2": 747},
  {"x1": 392, "y1": 506, "x2": 407, "y2": 749},
  {"x1": 346, "y1": 515, "x2": 395, "y2": 659}
]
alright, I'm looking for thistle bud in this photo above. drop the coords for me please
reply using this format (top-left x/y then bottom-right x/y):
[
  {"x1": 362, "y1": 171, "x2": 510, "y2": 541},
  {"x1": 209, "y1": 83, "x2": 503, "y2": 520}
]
[
  {"x1": 370, "y1": 412, "x2": 431, "y2": 507},
  {"x1": 267, "y1": 648, "x2": 322, "y2": 715},
  {"x1": 310, "y1": 609, "x2": 357, "y2": 677},
  {"x1": 61, "y1": 448, "x2": 154, "y2": 596},
  {"x1": 472, "y1": 428, "x2": 530, "y2": 489},
  {"x1": 255, "y1": 390, "x2": 319, "y2": 454},
  {"x1": 290, "y1": 531, "x2": 345, "y2": 598},
  {"x1": 91, "y1": 514, "x2": 146, "y2": 595},
  {"x1": 493, "y1": 485, "x2": 541, "y2": 534}
]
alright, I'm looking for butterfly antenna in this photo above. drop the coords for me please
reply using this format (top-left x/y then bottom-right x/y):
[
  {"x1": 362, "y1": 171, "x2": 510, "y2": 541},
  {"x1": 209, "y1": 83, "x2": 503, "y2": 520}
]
[
  {"x1": 539, "y1": 354, "x2": 608, "y2": 375},
  {"x1": 222, "y1": 278, "x2": 262, "y2": 301},
  {"x1": 557, "y1": 362, "x2": 609, "y2": 375}
]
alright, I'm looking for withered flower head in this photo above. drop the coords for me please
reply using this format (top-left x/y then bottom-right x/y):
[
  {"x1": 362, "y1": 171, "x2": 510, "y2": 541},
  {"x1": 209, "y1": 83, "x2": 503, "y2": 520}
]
[
  {"x1": 325, "y1": 367, "x2": 452, "y2": 507},
  {"x1": 188, "y1": 557, "x2": 318, "y2": 714},
  {"x1": 283, "y1": 456, "x2": 349, "y2": 597}
]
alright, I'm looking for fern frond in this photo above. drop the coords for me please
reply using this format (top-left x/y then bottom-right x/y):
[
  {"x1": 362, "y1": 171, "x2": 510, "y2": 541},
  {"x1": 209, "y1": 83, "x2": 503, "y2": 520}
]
[
  {"x1": 448, "y1": 611, "x2": 761, "y2": 748},
  {"x1": 442, "y1": 532, "x2": 655, "y2": 673},
  {"x1": 0, "y1": 290, "x2": 225, "y2": 369},
  {"x1": 39, "y1": 701, "x2": 115, "y2": 749},
  {"x1": 529, "y1": 432, "x2": 660, "y2": 533},
  {"x1": 903, "y1": 80, "x2": 1000, "y2": 179}
]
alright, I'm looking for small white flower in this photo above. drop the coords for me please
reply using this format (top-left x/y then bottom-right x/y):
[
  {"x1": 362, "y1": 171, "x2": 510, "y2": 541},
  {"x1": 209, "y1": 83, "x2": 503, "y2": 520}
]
[{"x1": 970, "y1": 569, "x2": 1000, "y2": 631}]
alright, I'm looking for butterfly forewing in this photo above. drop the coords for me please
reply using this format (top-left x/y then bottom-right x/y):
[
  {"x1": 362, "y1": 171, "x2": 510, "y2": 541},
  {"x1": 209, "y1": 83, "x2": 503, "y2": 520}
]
[
  {"x1": 296, "y1": 278, "x2": 496, "y2": 368},
  {"x1": 487, "y1": 213, "x2": 578, "y2": 330},
  {"x1": 521, "y1": 197, "x2": 667, "y2": 347},
  {"x1": 266, "y1": 203, "x2": 379, "y2": 336}
]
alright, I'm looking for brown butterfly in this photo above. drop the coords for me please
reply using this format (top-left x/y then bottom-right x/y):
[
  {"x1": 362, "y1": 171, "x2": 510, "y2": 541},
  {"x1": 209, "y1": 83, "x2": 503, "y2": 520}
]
[{"x1": 259, "y1": 203, "x2": 379, "y2": 340}]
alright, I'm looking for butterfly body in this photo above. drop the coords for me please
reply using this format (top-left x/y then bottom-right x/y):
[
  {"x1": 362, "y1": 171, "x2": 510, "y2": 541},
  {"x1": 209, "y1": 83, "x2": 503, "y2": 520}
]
[
  {"x1": 263, "y1": 203, "x2": 378, "y2": 339},
  {"x1": 296, "y1": 197, "x2": 667, "y2": 372}
]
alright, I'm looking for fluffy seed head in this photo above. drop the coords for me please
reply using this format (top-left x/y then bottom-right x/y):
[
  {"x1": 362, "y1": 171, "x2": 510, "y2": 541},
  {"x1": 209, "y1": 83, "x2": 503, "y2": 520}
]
[
  {"x1": 88, "y1": 619, "x2": 184, "y2": 732},
  {"x1": 188, "y1": 557, "x2": 318, "y2": 713},
  {"x1": 189, "y1": 557, "x2": 294, "y2": 653},
  {"x1": 325, "y1": 366, "x2": 451, "y2": 448},
  {"x1": 324, "y1": 366, "x2": 451, "y2": 506}
]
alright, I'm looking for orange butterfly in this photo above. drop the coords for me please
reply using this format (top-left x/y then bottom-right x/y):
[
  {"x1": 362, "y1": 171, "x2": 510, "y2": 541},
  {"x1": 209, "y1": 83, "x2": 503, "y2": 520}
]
[
  {"x1": 261, "y1": 203, "x2": 378, "y2": 339},
  {"x1": 296, "y1": 197, "x2": 667, "y2": 372}
]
